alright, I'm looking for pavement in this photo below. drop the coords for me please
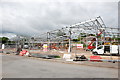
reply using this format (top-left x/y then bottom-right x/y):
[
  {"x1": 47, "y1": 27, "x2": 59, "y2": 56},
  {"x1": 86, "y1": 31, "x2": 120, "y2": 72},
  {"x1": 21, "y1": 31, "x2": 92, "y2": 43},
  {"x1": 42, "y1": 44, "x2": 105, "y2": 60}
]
[
  {"x1": 1, "y1": 52, "x2": 120, "y2": 69},
  {"x1": 1, "y1": 48, "x2": 120, "y2": 69},
  {"x1": 2, "y1": 54, "x2": 119, "y2": 78}
]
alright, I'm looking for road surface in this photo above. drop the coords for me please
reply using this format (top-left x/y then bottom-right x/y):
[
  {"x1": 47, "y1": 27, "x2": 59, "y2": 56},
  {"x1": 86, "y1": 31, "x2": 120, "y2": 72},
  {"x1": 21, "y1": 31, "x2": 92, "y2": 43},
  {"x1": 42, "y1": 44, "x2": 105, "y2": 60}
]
[{"x1": 2, "y1": 54, "x2": 118, "y2": 78}]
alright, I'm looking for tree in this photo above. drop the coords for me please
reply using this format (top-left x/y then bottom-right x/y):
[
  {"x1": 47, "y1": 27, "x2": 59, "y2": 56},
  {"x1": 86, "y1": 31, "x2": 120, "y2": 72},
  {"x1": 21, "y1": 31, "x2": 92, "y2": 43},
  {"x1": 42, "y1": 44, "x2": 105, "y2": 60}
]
[
  {"x1": 0, "y1": 37, "x2": 9, "y2": 44},
  {"x1": 89, "y1": 34, "x2": 95, "y2": 36},
  {"x1": 72, "y1": 39, "x2": 79, "y2": 42}
]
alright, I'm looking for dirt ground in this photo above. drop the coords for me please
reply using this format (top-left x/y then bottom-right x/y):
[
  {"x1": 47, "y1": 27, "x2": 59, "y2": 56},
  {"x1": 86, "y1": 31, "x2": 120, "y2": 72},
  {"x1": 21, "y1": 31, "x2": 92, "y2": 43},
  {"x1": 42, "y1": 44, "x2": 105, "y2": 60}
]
[{"x1": 0, "y1": 47, "x2": 119, "y2": 60}]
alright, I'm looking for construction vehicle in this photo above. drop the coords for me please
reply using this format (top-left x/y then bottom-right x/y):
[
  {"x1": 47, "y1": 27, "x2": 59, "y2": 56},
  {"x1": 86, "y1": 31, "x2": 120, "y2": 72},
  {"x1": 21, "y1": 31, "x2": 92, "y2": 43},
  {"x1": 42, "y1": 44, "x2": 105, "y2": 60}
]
[
  {"x1": 87, "y1": 38, "x2": 96, "y2": 50},
  {"x1": 87, "y1": 28, "x2": 105, "y2": 50},
  {"x1": 92, "y1": 45, "x2": 120, "y2": 55}
]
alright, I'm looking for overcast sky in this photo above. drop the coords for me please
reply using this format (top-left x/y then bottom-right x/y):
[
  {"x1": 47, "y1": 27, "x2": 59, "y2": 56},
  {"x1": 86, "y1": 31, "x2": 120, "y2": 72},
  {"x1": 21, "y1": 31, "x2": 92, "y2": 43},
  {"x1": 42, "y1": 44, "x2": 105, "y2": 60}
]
[{"x1": 0, "y1": 0, "x2": 119, "y2": 38}]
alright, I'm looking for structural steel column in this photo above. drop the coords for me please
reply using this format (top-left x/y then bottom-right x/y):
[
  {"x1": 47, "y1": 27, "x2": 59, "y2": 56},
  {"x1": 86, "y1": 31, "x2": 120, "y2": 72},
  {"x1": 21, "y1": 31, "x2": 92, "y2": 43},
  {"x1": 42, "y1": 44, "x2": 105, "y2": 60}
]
[
  {"x1": 68, "y1": 28, "x2": 72, "y2": 53},
  {"x1": 47, "y1": 32, "x2": 51, "y2": 50}
]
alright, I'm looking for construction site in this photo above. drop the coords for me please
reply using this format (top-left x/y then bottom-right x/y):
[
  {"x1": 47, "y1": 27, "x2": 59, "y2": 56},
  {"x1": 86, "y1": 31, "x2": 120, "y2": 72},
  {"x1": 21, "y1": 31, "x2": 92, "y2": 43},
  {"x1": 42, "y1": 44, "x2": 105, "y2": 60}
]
[
  {"x1": 1, "y1": 16, "x2": 120, "y2": 61},
  {"x1": 1, "y1": 0, "x2": 120, "y2": 79},
  {"x1": 1, "y1": 16, "x2": 120, "y2": 78}
]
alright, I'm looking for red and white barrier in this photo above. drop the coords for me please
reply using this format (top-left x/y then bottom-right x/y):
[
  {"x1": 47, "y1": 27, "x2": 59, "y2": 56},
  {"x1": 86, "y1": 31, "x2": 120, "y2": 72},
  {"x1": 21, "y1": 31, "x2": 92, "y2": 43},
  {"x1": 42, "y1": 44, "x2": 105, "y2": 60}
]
[{"x1": 19, "y1": 50, "x2": 28, "y2": 56}]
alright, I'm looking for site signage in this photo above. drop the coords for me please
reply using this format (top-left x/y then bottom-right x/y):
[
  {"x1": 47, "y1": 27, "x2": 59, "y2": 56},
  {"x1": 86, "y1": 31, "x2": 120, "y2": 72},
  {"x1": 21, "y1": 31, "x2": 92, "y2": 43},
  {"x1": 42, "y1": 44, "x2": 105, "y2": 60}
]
[
  {"x1": 43, "y1": 44, "x2": 48, "y2": 51},
  {"x1": 77, "y1": 44, "x2": 83, "y2": 48}
]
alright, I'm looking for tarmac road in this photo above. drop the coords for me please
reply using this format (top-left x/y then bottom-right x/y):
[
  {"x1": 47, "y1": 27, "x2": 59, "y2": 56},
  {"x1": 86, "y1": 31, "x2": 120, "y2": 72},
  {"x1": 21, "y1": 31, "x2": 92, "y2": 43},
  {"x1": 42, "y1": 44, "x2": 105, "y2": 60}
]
[{"x1": 2, "y1": 54, "x2": 118, "y2": 78}]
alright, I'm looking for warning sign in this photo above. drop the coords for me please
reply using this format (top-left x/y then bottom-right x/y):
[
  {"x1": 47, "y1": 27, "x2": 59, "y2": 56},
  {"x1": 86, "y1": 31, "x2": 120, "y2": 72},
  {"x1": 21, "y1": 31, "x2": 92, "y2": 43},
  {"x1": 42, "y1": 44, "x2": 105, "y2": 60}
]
[
  {"x1": 43, "y1": 44, "x2": 48, "y2": 51},
  {"x1": 77, "y1": 44, "x2": 83, "y2": 48},
  {"x1": 43, "y1": 44, "x2": 48, "y2": 48}
]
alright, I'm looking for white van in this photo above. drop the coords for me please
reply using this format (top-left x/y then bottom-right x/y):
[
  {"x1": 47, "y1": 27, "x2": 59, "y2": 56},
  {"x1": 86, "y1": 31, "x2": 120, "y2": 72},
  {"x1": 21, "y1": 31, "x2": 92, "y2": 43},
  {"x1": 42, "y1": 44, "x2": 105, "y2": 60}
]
[
  {"x1": 92, "y1": 45, "x2": 120, "y2": 55},
  {"x1": 24, "y1": 45, "x2": 29, "y2": 49}
]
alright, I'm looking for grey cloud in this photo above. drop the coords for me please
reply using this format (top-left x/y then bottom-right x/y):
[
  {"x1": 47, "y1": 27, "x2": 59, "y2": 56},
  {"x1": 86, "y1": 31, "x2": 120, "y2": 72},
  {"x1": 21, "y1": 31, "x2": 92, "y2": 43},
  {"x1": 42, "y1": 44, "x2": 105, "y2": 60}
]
[{"x1": 0, "y1": 1, "x2": 118, "y2": 36}]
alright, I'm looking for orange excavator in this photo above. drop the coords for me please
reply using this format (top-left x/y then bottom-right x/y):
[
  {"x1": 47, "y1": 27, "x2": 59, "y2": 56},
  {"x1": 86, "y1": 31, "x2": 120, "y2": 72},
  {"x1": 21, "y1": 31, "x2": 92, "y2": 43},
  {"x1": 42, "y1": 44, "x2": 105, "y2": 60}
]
[{"x1": 87, "y1": 30, "x2": 104, "y2": 50}]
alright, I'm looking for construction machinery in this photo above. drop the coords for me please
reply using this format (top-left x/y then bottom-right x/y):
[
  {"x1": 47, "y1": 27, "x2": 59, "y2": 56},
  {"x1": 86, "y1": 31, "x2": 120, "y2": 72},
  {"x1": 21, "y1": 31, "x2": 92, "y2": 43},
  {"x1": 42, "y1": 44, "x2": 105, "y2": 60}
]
[{"x1": 87, "y1": 28, "x2": 105, "y2": 50}]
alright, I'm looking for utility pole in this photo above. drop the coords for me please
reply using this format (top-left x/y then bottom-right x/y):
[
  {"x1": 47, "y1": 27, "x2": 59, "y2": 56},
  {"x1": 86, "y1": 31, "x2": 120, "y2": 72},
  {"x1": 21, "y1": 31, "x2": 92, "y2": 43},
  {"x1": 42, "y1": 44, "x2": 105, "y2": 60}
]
[{"x1": 68, "y1": 28, "x2": 72, "y2": 53}]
